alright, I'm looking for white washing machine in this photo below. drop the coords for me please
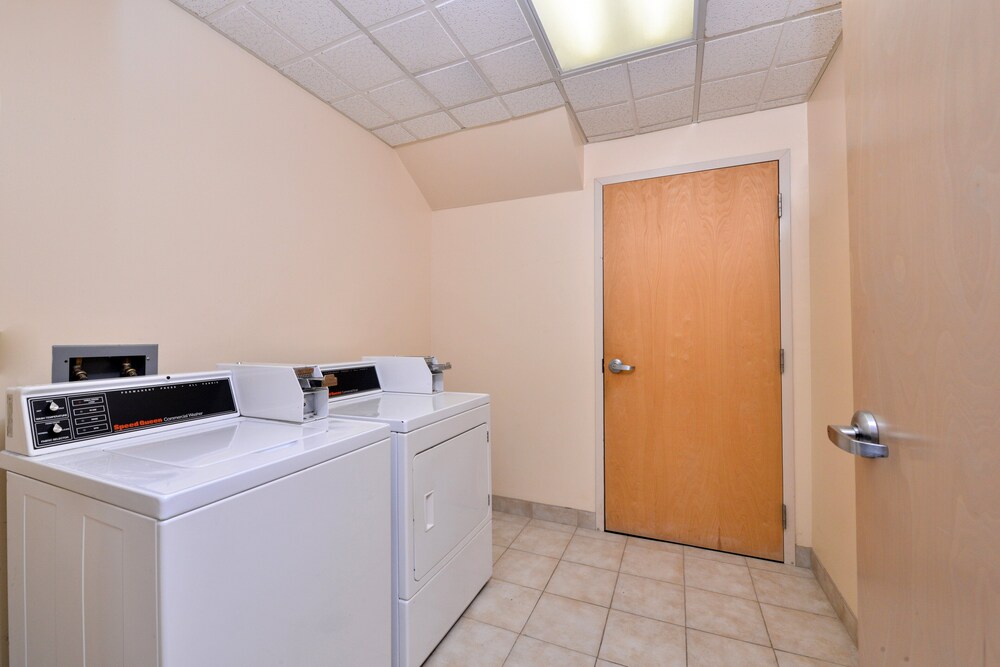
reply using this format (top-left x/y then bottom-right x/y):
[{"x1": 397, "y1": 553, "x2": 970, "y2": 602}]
[
  {"x1": 318, "y1": 361, "x2": 492, "y2": 667},
  {"x1": 1, "y1": 371, "x2": 393, "y2": 666}
]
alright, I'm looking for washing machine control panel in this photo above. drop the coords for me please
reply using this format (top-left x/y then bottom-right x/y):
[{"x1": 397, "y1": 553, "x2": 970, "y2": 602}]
[{"x1": 22, "y1": 377, "x2": 238, "y2": 452}]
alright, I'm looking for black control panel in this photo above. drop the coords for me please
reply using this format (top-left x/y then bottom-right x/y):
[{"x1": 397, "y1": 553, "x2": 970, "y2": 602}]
[
  {"x1": 322, "y1": 365, "x2": 381, "y2": 399},
  {"x1": 29, "y1": 379, "x2": 237, "y2": 450}
]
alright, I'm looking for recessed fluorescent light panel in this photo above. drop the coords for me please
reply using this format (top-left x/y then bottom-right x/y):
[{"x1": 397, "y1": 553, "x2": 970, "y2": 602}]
[{"x1": 530, "y1": 0, "x2": 695, "y2": 72}]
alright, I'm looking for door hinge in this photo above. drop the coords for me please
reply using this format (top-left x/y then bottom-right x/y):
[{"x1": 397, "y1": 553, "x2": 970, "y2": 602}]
[
  {"x1": 779, "y1": 348, "x2": 785, "y2": 374},
  {"x1": 782, "y1": 504, "x2": 787, "y2": 529},
  {"x1": 778, "y1": 193, "x2": 783, "y2": 218},
  {"x1": 601, "y1": 357, "x2": 605, "y2": 374}
]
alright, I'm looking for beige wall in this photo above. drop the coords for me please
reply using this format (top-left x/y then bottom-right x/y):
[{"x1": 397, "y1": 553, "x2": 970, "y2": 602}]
[
  {"x1": 806, "y1": 49, "x2": 857, "y2": 612},
  {"x1": 398, "y1": 107, "x2": 585, "y2": 210},
  {"x1": 433, "y1": 190, "x2": 596, "y2": 509},
  {"x1": 0, "y1": 0, "x2": 432, "y2": 390},
  {"x1": 432, "y1": 105, "x2": 815, "y2": 549},
  {"x1": 0, "y1": 0, "x2": 432, "y2": 659}
]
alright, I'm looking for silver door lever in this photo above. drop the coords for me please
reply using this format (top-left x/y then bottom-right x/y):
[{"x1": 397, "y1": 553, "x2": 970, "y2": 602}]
[
  {"x1": 827, "y1": 411, "x2": 888, "y2": 458},
  {"x1": 608, "y1": 358, "x2": 635, "y2": 373}
]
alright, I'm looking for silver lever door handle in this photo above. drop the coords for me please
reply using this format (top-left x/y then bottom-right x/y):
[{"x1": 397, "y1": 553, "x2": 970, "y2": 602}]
[
  {"x1": 608, "y1": 358, "x2": 635, "y2": 374},
  {"x1": 827, "y1": 411, "x2": 888, "y2": 458}
]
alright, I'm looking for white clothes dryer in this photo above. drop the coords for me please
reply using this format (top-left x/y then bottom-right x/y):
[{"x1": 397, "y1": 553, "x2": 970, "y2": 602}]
[
  {"x1": 318, "y1": 361, "x2": 492, "y2": 667},
  {"x1": 1, "y1": 372, "x2": 393, "y2": 666}
]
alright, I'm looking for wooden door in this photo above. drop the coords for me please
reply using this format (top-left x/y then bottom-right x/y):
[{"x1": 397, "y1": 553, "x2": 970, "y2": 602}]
[
  {"x1": 603, "y1": 162, "x2": 783, "y2": 561},
  {"x1": 844, "y1": 0, "x2": 1000, "y2": 663}
]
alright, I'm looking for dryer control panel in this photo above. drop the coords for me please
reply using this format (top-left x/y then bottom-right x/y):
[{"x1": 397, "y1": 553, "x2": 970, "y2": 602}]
[
  {"x1": 5, "y1": 374, "x2": 239, "y2": 456},
  {"x1": 320, "y1": 363, "x2": 381, "y2": 400}
]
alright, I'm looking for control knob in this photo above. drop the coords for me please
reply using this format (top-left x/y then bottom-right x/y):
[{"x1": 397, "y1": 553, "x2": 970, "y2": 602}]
[
  {"x1": 51, "y1": 423, "x2": 64, "y2": 434},
  {"x1": 48, "y1": 401, "x2": 60, "y2": 412}
]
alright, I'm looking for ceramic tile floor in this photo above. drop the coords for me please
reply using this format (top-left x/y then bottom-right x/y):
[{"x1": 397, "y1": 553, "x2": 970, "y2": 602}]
[{"x1": 424, "y1": 512, "x2": 859, "y2": 667}]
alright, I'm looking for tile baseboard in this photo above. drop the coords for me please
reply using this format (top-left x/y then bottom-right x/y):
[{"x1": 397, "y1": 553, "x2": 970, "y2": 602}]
[
  {"x1": 795, "y1": 544, "x2": 812, "y2": 569},
  {"x1": 491, "y1": 495, "x2": 597, "y2": 530},
  {"x1": 810, "y1": 548, "x2": 859, "y2": 645}
]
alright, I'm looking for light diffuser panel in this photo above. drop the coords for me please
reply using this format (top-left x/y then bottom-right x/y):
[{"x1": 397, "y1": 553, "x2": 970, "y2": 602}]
[{"x1": 531, "y1": 0, "x2": 695, "y2": 71}]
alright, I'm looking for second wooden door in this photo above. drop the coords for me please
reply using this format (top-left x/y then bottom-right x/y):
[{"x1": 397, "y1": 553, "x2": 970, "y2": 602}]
[
  {"x1": 843, "y1": 0, "x2": 1000, "y2": 662},
  {"x1": 603, "y1": 161, "x2": 784, "y2": 561}
]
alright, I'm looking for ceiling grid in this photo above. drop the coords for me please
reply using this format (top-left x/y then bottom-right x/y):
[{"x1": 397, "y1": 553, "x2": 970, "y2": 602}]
[
  {"x1": 172, "y1": 0, "x2": 842, "y2": 147},
  {"x1": 691, "y1": 0, "x2": 710, "y2": 126}
]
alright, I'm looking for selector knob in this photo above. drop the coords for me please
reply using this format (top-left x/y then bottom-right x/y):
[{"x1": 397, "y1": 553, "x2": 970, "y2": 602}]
[
  {"x1": 48, "y1": 401, "x2": 60, "y2": 412},
  {"x1": 51, "y1": 423, "x2": 64, "y2": 434}
]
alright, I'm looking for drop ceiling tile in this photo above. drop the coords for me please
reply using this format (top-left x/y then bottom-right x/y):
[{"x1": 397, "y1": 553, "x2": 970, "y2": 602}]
[
  {"x1": 787, "y1": 0, "x2": 839, "y2": 17},
  {"x1": 576, "y1": 103, "x2": 633, "y2": 137},
  {"x1": 174, "y1": 0, "x2": 232, "y2": 17},
  {"x1": 763, "y1": 57, "x2": 825, "y2": 100},
  {"x1": 589, "y1": 130, "x2": 635, "y2": 143},
  {"x1": 317, "y1": 35, "x2": 404, "y2": 90},
  {"x1": 777, "y1": 9, "x2": 842, "y2": 65},
  {"x1": 450, "y1": 97, "x2": 511, "y2": 127},
  {"x1": 373, "y1": 124, "x2": 417, "y2": 146},
  {"x1": 501, "y1": 83, "x2": 565, "y2": 117},
  {"x1": 562, "y1": 64, "x2": 630, "y2": 112},
  {"x1": 248, "y1": 0, "x2": 356, "y2": 51},
  {"x1": 698, "y1": 71, "x2": 767, "y2": 113},
  {"x1": 699, "y1": 104, "x2": 758, "y2": 121},
  {"x1": 337, "y1": 0, "x2": 425, "y2": 27},
  {"x1": 281, "y1": 59, "x2": 353, "y2": 102},
  {"x1": 475, "y1": 40, "x2": 551, "y2": 93},
  {"x1": 635, "y1": 87, "x2": 695, "y2": 127},
  {"x1": 641, "y1": 116, "x2": 694, "y2": 133},
  {"x1": 402, "y1": 112, "x2": 461, "y2": 139},
  {"x1": 436, "y1": 0, "x2": 532, "y2": 55},
  {"x1": 705, "y1": 0, "x2": 788, "y2": 37},
  {"x1": 417, "y1": 61, "x2": 492, "y2": 107},
  {"x1": 372, "y1": 11, "x2": 463, "y2": 73},
  {"x1": 210, "y1": 7, "x2": 302, "y2": 64},
  {"x1": 761, "y1": 94, "x2": 808, "y2": 110},
  {"x1": 627, "y1": 46, "x2": 697, "y2": 99},
  {"x1": 367, "y1": 78, "x2": 439, "y2": 120},
  {"x1": 702, "y1": 25, "x2": 781, "y2": 82},
  {"x1": 333, "y1": 95, "x2": 394, "y2": 128}
]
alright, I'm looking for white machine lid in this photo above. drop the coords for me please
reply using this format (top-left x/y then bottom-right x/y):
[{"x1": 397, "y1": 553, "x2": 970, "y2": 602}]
[
  {"x1": 0, "y1": 417, "x2": 389, "y2": 520},
  {"x1": 327, "y1": 392, "x2": 488, "y2": 432}
]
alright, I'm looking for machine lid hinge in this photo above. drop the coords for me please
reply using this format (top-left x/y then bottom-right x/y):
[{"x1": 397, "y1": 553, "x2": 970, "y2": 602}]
[
  {"x1": 779, "y1": 348, "x2": 785, "y2": 374},
  {"x1": 601, "y1": 358, "x2": 605, "y2": 374},
  {"x1": 778, "y1": 193, "x2": 783, "y2": 218},
  {"x1": 782, "y1": 504, "x2": 787, "y2": 529}
]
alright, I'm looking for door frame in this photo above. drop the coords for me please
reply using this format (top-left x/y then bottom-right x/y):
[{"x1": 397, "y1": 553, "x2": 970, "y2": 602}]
[{"x1": 593, "y1": 150, "x2": 797, "y2": 564}]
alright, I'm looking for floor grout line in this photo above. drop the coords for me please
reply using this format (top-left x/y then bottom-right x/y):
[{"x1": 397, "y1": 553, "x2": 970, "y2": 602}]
[
  {"x1": 594, "y1": 554, "x2": 623, "y2": 662},
  {"x1": 774, "y1": 647, "x2": 855, "y2": 667},
  {"x1": 682, "y1": 551, "x2": 689, "y2": 661},
  {"x1": 758, "y1": 600, "x2": 845, "y2": 620}
]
